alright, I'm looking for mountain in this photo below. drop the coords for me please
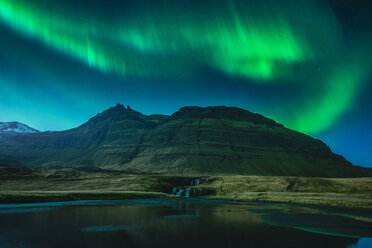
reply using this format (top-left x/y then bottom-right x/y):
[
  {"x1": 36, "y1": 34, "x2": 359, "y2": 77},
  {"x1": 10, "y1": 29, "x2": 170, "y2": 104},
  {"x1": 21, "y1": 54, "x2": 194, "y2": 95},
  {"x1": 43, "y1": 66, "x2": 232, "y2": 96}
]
[
  {"x1": 0, "y1": 104, "x2": 369, "y2": 177},
  {"x1": 0, "y1": 122, "x2": 39, "y2": 139}
]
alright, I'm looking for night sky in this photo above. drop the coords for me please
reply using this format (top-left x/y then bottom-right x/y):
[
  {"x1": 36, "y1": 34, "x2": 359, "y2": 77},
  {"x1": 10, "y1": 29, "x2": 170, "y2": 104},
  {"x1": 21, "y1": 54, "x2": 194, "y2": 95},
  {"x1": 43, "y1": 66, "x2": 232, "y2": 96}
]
[{"x1": 0, "y1": 0, "x2": 371, "y2": 166}]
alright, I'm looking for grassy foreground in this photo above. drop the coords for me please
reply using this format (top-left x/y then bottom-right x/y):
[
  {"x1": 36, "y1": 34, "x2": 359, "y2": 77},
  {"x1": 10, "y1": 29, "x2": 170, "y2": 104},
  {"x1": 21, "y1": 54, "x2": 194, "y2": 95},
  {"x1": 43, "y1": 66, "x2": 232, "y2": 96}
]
[
  {"x1": 195, "y1": 176, "x2": 372, "y2": 208},
  {"x1": 0, "y1": 191, "x2": 171, "y2": 204},
  {"x1": 0, "y1": 166, "x2": 372, "y2": 208},
  {"x1": 0, "y1": 166, "x2": 190, "y2": 203}
]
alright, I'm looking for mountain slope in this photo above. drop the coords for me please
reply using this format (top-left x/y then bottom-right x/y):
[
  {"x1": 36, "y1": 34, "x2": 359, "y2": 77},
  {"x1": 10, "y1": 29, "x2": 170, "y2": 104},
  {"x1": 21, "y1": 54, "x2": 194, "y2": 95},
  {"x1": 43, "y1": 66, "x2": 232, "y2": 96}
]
[
  {"x1": 0, "y1": 104, "x2": 368, "y2": 177},
  {"x1": 0, "y1": 122, "x2": 39, "y2": 139}
]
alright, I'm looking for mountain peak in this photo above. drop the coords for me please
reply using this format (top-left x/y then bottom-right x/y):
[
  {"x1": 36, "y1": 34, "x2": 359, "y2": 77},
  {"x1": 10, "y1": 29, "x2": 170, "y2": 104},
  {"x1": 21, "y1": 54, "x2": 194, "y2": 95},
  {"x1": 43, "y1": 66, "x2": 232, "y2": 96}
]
[
  {"x1": 85, "y1": 104, "x2": 144, "y2": 125},
  {"x1": 0, "y1": 121, "x2": 39, "y2": 133},
  {"x1": 172, "y1": 106, "x2": 283, "y2": 127},
  {"x1": 106, "y1": 103, "x2": 138, "y2": 113},
  {"x1": 114, "y1": 103, "x2": 125, "y2": 109},
  {"x1": 0, "y1": 122, "x2": 39, "y2": 139},
  {"x1": 104, "y1": 103, "x2": 126, "y2": 113}
]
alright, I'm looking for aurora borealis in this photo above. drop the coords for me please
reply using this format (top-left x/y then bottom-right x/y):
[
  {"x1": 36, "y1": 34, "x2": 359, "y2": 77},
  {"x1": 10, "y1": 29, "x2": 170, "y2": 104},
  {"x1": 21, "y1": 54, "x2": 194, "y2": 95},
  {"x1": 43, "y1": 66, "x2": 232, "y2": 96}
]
[{"x1": 0, "y1": 0, "x2": 371, "y2": 166}]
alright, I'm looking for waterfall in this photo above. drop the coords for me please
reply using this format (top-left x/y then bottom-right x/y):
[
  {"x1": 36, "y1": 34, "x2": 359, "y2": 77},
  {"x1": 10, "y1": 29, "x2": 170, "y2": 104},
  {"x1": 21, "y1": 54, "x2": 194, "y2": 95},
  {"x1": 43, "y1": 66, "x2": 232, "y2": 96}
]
[
  {"x1": 185, "y1": 188, "x2": 191, "y2": 198},
  {"x1": 176, "y1": 188, "x2": 183, "y2": 196},
  {"x1": 172, "y1": 177, "x2": 209, "y2": 197}
]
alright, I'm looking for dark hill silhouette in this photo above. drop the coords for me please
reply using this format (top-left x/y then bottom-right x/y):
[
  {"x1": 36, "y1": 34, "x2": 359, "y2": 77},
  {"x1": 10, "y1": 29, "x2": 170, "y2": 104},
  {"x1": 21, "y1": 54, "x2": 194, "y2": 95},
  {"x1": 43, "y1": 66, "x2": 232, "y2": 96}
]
[{"x1": 0, "y1": 104, "x2": 369, "y2": 177}]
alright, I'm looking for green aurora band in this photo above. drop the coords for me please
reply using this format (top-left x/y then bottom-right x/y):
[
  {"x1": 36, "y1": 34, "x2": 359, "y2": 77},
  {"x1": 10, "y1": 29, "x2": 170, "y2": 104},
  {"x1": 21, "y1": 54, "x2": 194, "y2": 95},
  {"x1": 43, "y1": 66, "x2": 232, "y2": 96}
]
[
  {"x1": 0, "y1": 0, "x2": 370, "y2": 134},
  {"x1": 283, "y1": 53, "x2": 371, "y2": 134},
  {"x1": 0, "y1": 0, "x2": 338, "y2": 79}
]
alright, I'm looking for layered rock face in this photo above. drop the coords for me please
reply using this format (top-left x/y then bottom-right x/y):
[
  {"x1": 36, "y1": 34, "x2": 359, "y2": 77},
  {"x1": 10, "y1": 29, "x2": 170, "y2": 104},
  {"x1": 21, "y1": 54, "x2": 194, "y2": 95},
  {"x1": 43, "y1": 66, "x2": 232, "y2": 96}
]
[{"x1": 0, "y1": 104, "x2": 366, "y2": 177}]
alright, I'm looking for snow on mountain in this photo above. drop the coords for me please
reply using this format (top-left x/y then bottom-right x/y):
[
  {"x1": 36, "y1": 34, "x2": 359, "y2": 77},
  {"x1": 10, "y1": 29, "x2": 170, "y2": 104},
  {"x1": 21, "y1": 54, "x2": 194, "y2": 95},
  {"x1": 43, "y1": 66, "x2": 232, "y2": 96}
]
[{"x1": 0, "y1": 122, "x2": 39, "y2": 139}]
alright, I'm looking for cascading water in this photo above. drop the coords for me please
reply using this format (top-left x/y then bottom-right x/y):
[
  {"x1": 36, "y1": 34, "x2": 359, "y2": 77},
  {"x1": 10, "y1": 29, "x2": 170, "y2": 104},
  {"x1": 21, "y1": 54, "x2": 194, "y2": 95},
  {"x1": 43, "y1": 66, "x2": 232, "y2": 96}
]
[
  {"x1": 185, "y1": 188, "x2": 191, "y2": 198},
  {"x1": 176, "y1": 188, "x2": 183, "y2": 196},
  {"x1": 172, "y1": 178, "x2": 209, "y2": 198}
]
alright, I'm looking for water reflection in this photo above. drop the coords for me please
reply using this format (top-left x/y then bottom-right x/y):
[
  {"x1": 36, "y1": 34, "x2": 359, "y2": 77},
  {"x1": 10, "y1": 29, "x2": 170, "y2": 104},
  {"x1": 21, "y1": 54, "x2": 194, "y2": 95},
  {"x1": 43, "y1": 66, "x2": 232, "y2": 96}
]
[{"x1": 0, "y1": 198, "x2": 370, "y2": 248}]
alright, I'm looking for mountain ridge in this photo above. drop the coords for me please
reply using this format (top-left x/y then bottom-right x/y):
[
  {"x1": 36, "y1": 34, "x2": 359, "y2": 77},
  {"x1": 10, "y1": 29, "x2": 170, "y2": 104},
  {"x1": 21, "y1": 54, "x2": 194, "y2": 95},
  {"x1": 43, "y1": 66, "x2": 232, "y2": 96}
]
[
  {"x1": 0, "y1": 121, "x2": 39, "y2": 140},
  {"x1": 0, "y1": 105, "x2": 368, "y2": 177}
]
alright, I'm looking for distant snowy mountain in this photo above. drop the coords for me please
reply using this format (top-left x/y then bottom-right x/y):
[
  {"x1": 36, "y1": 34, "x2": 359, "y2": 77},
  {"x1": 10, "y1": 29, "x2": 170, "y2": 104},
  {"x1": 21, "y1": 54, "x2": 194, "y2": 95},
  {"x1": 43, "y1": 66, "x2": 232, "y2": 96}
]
[{"x1": 0, "y1": 122, "x2": 39, "y2": 139}]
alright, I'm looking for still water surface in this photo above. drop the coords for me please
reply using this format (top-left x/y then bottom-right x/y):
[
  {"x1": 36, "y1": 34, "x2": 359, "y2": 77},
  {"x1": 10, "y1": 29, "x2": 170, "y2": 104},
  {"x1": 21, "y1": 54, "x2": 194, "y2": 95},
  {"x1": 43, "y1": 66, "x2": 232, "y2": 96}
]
[{"x1": 0, "y1": 198, "x2": 371, "y2": 248}]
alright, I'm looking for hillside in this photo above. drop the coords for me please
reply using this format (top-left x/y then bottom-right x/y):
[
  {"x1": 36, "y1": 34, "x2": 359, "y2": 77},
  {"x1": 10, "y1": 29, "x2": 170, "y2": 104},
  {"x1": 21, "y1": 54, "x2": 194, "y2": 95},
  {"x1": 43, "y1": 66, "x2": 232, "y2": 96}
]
[{"x1": 0, "y1": 104, "x2": 368, "y2": 177}]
